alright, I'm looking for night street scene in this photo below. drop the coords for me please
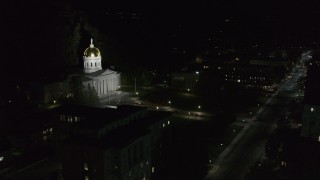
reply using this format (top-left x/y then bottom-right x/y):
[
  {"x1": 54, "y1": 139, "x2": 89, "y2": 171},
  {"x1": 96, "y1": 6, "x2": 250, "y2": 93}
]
[{"x1": 2, "y1": 0, "x2": 320, "y2": 179}]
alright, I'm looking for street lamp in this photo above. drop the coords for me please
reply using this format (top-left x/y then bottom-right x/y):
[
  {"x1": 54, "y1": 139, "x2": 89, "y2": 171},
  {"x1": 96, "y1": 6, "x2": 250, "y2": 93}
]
[
  {"x1": 198, "y1": 105, "x2": 201, "y2": 109},
  {"x1": 168, "y1": 100, "x2": 171, "y2": 104},
  {"x1": 187, "y1": 88, "x2": 190, "y2": 92}
]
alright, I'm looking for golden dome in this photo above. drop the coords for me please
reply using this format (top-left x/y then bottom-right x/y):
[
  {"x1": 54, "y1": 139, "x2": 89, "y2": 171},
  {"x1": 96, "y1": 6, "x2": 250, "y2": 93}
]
[
  {"x1": 84, "y1": 47, "x2": 101, "y2": 57},
  {"x1": 84, "y1": 38, "x2": 101, "y2": 58}
]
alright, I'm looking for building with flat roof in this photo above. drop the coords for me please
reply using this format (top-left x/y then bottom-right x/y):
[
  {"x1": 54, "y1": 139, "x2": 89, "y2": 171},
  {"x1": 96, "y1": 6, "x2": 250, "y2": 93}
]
[{"x1": 57, "y1": 104, "x2": 172, "y2": 180}]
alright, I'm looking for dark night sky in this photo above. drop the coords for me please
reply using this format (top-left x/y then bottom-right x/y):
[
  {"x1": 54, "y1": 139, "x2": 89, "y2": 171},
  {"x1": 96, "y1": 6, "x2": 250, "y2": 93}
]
[
  {"x1": 3, "y1": 0, "x2": 320, "y2": 81},
  {"x1": 87, "y1": 0, "x2": 320, "y2": 15}
]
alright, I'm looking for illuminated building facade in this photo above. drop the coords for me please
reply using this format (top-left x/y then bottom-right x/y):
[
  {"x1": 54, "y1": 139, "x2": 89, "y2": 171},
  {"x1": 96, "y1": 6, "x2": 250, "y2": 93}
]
[{"x1": 40, "y1": 39, "x2": 120, "y2": 104}]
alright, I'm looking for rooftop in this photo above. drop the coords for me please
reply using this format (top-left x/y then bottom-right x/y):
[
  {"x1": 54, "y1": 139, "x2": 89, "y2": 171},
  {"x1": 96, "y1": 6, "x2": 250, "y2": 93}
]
[
  {"x1": 55, "y1": 104, "x2": 148, "y2": 130},
  {"x1": 64, "y1": 109, "x2": 172, "y2": 150}
]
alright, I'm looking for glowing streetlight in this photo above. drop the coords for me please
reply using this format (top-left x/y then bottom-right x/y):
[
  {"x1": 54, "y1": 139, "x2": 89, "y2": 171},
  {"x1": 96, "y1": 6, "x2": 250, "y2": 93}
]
[
  {"x1": 187, "y1": 88, "x2": 190, "y2": 92},
  {"x1": 136, "y1": 92, "x2": 139, "y2": 95},
  {"x1": 156, "y1": 106, "x2": 159, "y2": 110},
  {"x1": 53, "y1": 100, "x2": 56, "y2": 104},
  {"x1": 168, "y1": 100, "x2": 171, "y2": 104},
  {"x1": 198, "y1": 105, "x2": 201, "y2": 109}
]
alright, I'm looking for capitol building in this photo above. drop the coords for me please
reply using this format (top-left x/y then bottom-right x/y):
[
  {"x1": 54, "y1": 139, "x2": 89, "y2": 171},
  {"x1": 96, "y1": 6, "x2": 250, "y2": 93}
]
[
  {"x1": 81, "y1": 39, "x2": 120, "y2": 98},
  {"x1": 41, "y1": 39, "x2": 121, "y2": 104}
]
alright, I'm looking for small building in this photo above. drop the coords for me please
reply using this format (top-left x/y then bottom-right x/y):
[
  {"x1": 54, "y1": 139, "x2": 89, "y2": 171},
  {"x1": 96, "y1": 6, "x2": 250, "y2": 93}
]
[{"x1": 171, "y1": 71, "x2": 200, "y2": 91}]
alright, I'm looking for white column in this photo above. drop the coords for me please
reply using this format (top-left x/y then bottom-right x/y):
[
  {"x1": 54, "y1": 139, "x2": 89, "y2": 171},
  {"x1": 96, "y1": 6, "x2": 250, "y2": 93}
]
[{"x1": 103, "y1": 80, "x2": 105, "y2": 94}]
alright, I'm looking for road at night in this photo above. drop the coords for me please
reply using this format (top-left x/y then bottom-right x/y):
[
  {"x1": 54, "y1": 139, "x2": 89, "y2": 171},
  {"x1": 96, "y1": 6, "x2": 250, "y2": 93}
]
[{"x1": 204, "y1": 58, "x2": 307, "y2": 180}]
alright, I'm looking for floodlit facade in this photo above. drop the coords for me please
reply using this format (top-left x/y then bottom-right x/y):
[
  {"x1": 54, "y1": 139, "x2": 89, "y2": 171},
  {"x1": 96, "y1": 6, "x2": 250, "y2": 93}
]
[{"x1": 40, "y1": 39, "x2": 121, "y2": 104}]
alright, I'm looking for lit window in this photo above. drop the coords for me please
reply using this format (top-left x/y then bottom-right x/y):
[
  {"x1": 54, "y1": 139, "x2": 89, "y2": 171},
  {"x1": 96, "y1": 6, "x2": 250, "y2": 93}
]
[
  {"x1": 237, "y1": 79, "x2": 241, "y2": 83},
  {"x1": 318, "y1": 136, "x2": 320, "y2": 142},
  {"x1": 311, "y1": 108, "x2": 314, "y2": 112},
  {"x1": 163, "y1": 123, "x2": 165, "y2": 127},
  {"x1": 152, "y1": 166, "x2": 155, "y2": 173},
  {"x1": 168, "y1": 121, "x2": 170, "y2": 125},
  {"x1": 84, "y1": 163, "x2": 89, "y2": 170}
]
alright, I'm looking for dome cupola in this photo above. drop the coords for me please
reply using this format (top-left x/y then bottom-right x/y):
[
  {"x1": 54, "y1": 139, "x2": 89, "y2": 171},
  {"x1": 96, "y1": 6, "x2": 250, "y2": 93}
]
[
  {"x1": 83, "y1": 38, "x2": 102, "y2": 73},
  {"x1": 84, "y1": 39, "x2": 101, "y2": 58}
]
